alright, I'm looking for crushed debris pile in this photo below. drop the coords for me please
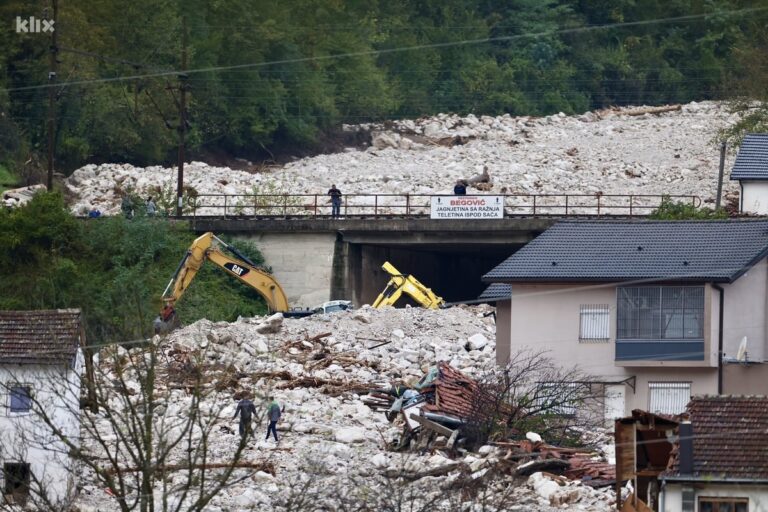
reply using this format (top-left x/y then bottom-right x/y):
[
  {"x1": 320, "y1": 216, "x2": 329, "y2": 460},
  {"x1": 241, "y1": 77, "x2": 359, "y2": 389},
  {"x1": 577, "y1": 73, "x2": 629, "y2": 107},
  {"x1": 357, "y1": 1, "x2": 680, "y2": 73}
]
[
  {"x1": 74, "y1": 306, "x2": 617, "y2": 512},
  {"x1": 494, "y1": 439, "x2": 616, "y2": 486}
]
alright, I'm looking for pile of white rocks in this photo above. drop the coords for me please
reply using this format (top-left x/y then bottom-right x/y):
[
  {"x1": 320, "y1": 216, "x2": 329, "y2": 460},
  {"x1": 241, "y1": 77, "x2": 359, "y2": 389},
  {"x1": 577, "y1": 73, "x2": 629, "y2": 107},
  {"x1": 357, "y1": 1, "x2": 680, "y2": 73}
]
[
  {"x1": 74, "y1": 306, "x2": 615, "y2": 511},
  {"x1": 63, "y1": 101, "x2": 740, "y2": 216},
  {"x1": 1, "y1": 184, "x2": 46, "y2": 208}
]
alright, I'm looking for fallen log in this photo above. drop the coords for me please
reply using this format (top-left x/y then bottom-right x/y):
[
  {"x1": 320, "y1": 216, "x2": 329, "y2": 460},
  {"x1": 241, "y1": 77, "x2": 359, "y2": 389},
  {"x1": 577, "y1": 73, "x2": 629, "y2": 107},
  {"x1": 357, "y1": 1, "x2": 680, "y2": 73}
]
[
  {"x1": 107, "y1": 461, "x2": 276, "y2": 476},
  {"x1": 465, "y1": 165, "x2": 492, "y2": 186},
  {"x1": 515, "y1": 458, "x2": 569, "y2": 476},
  {"x1": 383, "y1": 461, "x2": 466, "y2": 481},
  {"x1": 251, "y1": 370, "x2": 293, "y2": 381},
  {"x1": 623, "y1": 104, "x2": 681, "y2": 116}
]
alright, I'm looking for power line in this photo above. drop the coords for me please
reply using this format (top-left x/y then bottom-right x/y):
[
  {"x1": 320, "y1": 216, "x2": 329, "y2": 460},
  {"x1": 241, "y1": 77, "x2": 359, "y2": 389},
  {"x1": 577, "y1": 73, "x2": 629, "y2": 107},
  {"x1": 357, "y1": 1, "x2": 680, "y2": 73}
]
[{"x1": 2, "y1": 7, "x2": 766, "y2": 94}]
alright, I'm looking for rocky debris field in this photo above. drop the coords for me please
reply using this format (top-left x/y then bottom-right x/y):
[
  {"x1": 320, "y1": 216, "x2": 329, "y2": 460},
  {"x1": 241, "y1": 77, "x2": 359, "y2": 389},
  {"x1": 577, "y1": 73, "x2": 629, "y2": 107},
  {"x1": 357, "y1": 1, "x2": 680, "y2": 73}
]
[
  {"x1": 63, "y1": 101, "x2": 739, "y2": 216},
  {"x1": 74, "y1": 306, "x2": 617, "y2": 511}
]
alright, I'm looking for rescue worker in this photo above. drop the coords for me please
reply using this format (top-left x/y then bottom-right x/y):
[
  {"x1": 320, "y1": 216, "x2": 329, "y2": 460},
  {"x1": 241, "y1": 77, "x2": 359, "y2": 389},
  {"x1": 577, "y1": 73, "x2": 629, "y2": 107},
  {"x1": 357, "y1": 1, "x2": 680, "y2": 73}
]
[
  {"x1": 265, "y1": 396, "x2": 282, "y2": 442},
  {"x1": 233, "y1": 396, "x2": 257, "y2": 438}
]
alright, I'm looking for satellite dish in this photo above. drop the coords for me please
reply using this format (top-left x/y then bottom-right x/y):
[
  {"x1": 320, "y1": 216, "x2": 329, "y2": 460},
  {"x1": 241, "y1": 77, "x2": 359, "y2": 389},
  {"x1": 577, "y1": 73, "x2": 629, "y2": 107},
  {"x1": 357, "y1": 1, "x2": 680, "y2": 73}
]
[{"x1": 736, "y1": 336, "x2": 748, "y2": 362}]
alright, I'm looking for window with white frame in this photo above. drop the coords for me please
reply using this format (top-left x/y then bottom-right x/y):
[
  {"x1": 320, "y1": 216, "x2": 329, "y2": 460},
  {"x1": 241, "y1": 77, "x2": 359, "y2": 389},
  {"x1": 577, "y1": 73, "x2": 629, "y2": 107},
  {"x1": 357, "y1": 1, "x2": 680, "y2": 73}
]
[
  {"x1": 648, "y1": 381, "x2": 690, "y2": 415},
  {"x1": 579, "y1": 304, "x2": 610, "y2": 341},
  {"x1": 9, "y1": 385, "x2": 32, "y2": 413}
]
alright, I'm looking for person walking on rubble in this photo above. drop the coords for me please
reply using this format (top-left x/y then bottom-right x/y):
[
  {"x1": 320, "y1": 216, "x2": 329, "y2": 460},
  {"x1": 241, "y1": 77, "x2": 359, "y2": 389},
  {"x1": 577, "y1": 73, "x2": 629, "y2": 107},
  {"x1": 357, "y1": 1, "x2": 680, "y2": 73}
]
[
  {"x1": 265, "y1": 396, "x2": 282, "y2": 442},
  {"x1": 233, "y1": 396, "x2": 257, "y2": 438}
]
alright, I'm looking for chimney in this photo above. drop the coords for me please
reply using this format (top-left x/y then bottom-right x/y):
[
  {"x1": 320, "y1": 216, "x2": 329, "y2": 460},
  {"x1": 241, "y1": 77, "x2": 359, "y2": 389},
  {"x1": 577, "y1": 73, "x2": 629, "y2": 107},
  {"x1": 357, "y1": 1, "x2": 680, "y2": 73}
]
[{"x1": 679, "y1": 420, "x2": 694, "y2": 475}]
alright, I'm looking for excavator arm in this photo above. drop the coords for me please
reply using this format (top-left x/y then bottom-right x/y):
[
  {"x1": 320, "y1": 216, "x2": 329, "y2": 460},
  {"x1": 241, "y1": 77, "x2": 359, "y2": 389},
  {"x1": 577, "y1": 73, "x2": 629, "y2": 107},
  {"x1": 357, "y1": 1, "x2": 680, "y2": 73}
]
[
  {"x1": 372, "y1": 261, "x2": 445, "y2": 309},
  {"x1": 157, "y1": 233, "x2": 289, "y2": 332}
]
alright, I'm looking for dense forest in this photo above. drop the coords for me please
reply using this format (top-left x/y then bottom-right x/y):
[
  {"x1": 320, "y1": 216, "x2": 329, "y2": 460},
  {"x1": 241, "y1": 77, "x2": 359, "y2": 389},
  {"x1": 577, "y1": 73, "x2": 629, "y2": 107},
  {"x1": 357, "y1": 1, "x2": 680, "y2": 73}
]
[{"x1": 1, "y1": 0, "x2": 767, "y2": 179}]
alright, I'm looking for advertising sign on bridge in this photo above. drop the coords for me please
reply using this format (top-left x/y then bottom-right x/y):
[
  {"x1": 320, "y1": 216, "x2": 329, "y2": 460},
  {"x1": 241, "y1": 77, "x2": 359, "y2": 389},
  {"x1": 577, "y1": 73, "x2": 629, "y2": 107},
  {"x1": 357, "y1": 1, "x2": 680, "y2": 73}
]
[{"x1": 430, "y1": 196, "x2": 504, "y2": 219}]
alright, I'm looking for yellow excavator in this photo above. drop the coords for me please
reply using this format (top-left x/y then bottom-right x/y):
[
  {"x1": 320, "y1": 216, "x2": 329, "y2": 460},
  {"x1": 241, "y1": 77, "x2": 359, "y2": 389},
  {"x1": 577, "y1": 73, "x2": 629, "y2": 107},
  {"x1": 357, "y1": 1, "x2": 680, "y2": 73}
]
[
  {"x1": 155, "y1": 232, "x2": 289, "y2": 333},
  {"x1": 372, "y1": 261, "x2": 445, "y2": 309}
]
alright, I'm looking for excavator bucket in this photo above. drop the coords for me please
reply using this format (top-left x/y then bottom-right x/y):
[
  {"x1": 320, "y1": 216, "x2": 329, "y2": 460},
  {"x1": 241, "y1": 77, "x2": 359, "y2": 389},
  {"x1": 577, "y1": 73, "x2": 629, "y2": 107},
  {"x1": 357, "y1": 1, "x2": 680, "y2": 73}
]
[{"x1": 153, "y1": 305, "x2": 179, "y2": 335}]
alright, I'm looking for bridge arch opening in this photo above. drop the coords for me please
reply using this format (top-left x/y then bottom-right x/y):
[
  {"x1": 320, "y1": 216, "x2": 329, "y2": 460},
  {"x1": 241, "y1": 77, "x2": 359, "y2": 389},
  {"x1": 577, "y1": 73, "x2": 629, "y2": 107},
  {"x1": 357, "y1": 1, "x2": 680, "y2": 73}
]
[{"x1": 341, "y1": 242, "x2": 522, "y2": 306}]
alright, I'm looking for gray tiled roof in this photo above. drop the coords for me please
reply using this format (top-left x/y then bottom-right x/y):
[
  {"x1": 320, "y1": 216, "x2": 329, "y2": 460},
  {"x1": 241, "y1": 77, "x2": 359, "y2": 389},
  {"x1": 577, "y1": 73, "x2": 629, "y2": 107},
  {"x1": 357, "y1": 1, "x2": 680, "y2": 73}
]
[
  {"x1": 483, "y1": 220, "x2": 768, "y2": 283},
  {"x1": 0, "y1": 309, "x2": 82, "y2": 364},
  {"x1": 478, "y1": 283, "x2": 511, "y2": 301},
  {"x1": 730, "y1": 133, "x2": 768, "y2": 180}
]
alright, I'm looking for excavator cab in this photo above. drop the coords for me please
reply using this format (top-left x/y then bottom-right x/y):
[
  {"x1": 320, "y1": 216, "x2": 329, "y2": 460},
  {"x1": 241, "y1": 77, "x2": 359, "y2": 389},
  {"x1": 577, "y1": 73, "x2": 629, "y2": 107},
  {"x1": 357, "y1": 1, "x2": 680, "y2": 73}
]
[
  {"x1": 155, "y1": 233, "x2": 289, "y2": 334},
  {"x1": 372, "y1": 261, "x2": 445, "y2": 309}
]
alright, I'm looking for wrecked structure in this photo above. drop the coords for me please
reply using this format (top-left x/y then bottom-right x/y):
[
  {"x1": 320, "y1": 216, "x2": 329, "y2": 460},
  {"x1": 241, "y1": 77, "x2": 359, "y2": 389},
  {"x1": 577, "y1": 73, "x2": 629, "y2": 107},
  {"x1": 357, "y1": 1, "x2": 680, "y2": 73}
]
[{"x1": 615, "y1": 410, "x2": 679, "y2": 511}]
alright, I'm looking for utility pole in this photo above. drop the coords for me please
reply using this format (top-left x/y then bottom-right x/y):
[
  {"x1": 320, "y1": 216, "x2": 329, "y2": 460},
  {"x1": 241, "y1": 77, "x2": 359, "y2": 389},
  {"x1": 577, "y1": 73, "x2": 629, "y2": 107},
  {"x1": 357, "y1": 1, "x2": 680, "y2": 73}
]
[
  {"x1": 176, "y1": 16, "x2": 188, "y2": 217},
  {"x1": 46, "y1": 0, "x2": 58, "y2": 191},
  {"x1": 716, "y1": 141, "x2": 726, "y2": 210}
]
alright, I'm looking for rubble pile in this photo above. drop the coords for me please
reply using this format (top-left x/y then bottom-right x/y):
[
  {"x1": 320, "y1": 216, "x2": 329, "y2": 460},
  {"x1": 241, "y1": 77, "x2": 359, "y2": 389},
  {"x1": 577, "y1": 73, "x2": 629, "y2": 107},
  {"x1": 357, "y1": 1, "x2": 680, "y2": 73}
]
[
  {"x1": 74, "y1": 306, "x2": 616, "y2": 511},
  {"x1": 64, "y1": 101, "x2": 739, "y2": 215},
  {"x1": 1, "y1": 184, "x2": 46, "y2": 208}
]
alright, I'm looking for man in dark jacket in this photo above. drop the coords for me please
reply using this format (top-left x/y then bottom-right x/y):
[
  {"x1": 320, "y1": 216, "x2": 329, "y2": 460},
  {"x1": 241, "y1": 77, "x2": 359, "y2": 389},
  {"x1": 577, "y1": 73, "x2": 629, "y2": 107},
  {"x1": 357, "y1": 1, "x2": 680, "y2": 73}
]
[
  {"x1": 265, "y1": 396, "x2": 282, "y2": 442},
  {"x1": 327, "y1": 184, "x2": 342, "y2": 218},
  {"x1": 233, "y1": 397, "x2": 257, "y2": 438},
  {"x1": 453, "y1": 180, "x2": 467, "y2": 195}
]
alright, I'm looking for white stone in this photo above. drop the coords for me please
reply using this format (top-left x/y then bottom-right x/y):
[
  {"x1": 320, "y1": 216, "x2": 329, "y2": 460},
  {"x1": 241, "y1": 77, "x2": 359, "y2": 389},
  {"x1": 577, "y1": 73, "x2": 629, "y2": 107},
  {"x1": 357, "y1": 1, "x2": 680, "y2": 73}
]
[
  {"x1": 333, "y1": 427, "x2": 367, "y2": 443},
  {"x1": 467, "y1": 333, "x2": 489, "y2": 350},
  {"x1": 526, "y1": 431, "x2": 543, "y2": 443},
  {"x1": 370, "y1": 453, "x2": 389, "y2": 469}
]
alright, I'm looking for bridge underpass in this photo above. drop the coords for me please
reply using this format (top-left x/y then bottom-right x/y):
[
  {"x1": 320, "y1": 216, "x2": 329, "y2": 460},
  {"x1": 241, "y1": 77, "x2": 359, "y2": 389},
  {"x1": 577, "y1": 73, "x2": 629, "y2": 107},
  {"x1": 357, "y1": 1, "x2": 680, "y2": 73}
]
[
  {"x1": 343, "y1": 242, "x2": 517, "y2": 306},
  {"x1": 190, "y1": 218, "x2": 554, "y2": 307}
]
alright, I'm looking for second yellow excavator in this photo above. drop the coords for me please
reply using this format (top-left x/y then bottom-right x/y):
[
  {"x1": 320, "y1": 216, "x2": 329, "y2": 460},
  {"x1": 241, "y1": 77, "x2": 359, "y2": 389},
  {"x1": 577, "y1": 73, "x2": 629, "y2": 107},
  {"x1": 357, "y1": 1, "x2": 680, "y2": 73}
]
[
  {"x1": 372, "y1": 261, "x2": 445, "y2": 309},
  {"x1": 155, "y1": 232, "x2": 289, "y2": 332}
]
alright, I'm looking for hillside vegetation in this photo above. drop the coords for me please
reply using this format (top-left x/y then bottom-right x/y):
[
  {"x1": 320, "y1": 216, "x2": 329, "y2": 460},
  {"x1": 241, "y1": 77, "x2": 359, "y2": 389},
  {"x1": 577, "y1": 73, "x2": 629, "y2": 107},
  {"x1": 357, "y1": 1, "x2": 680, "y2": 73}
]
[
  {"x1": 0, "y1": 193, "x2": 268, "y2": 344},
  {"x1": 1, "y1": 0, "x2": 767, "y2": 176}
]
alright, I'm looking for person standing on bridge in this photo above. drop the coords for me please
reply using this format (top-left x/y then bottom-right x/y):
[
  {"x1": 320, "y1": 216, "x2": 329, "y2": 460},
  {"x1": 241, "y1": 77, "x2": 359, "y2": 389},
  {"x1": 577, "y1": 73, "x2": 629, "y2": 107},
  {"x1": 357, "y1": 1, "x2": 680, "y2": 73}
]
[{"x1": 328, "y1": 184, "x2": 343, "y2": 218}]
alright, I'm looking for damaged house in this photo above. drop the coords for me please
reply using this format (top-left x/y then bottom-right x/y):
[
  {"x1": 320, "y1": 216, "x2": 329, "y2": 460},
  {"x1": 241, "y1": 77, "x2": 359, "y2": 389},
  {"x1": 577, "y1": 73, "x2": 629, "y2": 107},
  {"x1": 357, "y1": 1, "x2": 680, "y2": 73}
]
[
  {"x1": 482, "y1": 220, "x2": 768, "y2": 418},
  {"x1": 0, "y1": 310, "x2": 85, "y2": 508}
]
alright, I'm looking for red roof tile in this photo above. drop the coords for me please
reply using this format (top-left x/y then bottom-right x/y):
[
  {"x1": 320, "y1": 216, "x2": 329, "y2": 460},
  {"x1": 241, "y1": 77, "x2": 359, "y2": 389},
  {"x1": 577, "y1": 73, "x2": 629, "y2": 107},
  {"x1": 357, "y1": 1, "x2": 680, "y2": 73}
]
[
  {"x1": 422, "y1": 362, "x2": 479, "y2": 419},
  {"x1": 668, "y1": 395, "x2": 768, "y2": 480},
  {"x1": 0, "y1": 309, "x2": 83, "y2": 364}
]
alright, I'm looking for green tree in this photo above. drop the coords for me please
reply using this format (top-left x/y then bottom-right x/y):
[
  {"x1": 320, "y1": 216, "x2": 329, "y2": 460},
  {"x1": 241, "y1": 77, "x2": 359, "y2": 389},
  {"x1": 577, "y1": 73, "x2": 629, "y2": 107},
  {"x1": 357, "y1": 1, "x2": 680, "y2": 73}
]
[{"x1": 0, "y1": 193, "x2": 269, "y2": 344}]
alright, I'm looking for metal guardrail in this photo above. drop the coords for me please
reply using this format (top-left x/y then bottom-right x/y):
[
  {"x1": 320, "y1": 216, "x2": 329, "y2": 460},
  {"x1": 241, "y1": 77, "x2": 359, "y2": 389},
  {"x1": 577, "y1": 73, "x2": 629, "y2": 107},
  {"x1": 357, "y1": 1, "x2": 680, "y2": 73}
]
[{"x1": 187, "y1": 193, "x2": 700, "y2": 218}]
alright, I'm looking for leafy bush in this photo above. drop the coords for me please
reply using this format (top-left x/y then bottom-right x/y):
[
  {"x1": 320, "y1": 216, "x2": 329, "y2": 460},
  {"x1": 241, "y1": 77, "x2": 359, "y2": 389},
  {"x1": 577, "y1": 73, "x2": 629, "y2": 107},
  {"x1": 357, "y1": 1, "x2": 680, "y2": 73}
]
[
  {"x1": 0, "y1": 193, "x2": 268, "y2": 344},
  {"x1": 649, "y1": 197, "x2": 728, "y2": 220}
]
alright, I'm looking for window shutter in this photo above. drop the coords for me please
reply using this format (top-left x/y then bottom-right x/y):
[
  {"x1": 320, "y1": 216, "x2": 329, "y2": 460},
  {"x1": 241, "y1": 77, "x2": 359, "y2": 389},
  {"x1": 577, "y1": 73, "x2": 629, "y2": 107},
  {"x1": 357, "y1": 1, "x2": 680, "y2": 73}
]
[
  {"x1": 580, "y1": 305, "x2": 610, "y2": 341},
  {"x1": 648, "y1": 382, "x2": 691, "y2": 415}
]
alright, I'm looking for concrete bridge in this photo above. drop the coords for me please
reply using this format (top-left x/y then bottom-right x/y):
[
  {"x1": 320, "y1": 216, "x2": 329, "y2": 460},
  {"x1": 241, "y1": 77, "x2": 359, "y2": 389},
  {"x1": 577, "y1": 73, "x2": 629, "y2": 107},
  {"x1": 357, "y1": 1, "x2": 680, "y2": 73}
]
[
  {"x1": 188, "y1": 192, "x2": 698, "y2": 307},
  {"x1": 193, "y1": 217, "x2": 553, "y2": 306}
]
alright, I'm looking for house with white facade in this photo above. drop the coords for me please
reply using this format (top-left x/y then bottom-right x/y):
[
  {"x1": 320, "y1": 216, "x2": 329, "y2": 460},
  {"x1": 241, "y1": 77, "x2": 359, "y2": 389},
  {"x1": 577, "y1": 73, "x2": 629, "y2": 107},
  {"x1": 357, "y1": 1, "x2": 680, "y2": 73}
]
[
  {"x1": 0, "y1": 309, "x2": 84, "y2": 508},
  {"x1": 661, "y1": 395, "x2": 768, "y2": 512},
  {"x1": 482, "y1": 220, "x2": 768, "y2": 420},
  {"x1": 731, "y1": 133, "x2": 768, "y2": 215}
]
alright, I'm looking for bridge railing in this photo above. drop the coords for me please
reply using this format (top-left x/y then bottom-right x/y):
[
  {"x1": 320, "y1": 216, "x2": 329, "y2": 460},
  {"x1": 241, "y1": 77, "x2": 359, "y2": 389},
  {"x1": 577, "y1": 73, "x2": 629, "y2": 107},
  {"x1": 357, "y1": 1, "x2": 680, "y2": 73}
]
[{"x1": 188, "y1": 193, "x2": 700, "y2": 218}]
